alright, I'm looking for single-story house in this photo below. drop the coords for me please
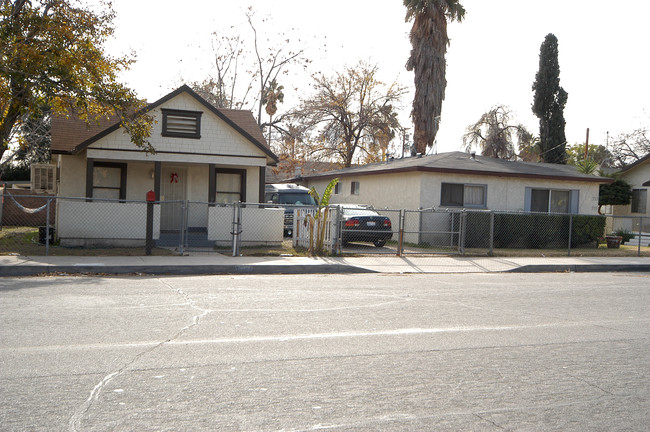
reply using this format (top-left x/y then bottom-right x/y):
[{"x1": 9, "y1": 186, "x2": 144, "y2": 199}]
[
  {"x1": 609, "y1": 153, "x2": 649, "y2": 236},
  {"x1": 291, "y1": 151, "x2": 613, "y2": 245},
  {"x1": 293, "y1": 151, "x2": 612, "y2": 214},
  {"x1": 50, "y1": 84, "x2": 283, "y2": 247}
]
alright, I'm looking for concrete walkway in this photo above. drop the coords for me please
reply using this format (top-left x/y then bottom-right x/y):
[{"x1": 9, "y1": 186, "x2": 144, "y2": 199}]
[{"x1": 1, "y1": 254, "x2": 650, "y2": 277}]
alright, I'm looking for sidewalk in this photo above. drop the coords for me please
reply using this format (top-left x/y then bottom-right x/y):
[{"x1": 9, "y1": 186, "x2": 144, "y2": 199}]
[{"x1": 2, "y1": 254, "x2": 650, "y2": 277}]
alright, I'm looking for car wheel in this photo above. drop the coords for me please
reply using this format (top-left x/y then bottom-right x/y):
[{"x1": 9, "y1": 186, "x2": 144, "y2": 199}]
[{"x1": 373, "y1": 239, "x2": 386, "y2": 247}]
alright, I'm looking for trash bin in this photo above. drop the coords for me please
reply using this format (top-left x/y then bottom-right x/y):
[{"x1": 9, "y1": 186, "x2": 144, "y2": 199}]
[{"x1": 38, "y1": 226, "x2": 55, "y2": 244}]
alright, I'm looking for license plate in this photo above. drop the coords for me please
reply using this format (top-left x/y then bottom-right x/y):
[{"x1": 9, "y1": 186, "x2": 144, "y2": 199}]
[{"x1": 366, "y1": 221, "x2": 376, "y2": 226}]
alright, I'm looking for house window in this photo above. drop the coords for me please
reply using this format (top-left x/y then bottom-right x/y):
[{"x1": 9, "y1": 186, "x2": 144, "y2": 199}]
[
  {"x1": 440, "y1": 183, "x2": 486, "y2": 208},
  {"x1": 351, "y1": 181, "x2": 360, "y2": 195},
  {"x1": 527, "y1": 188, "x2": 578, "y2": 213},
  {"x1": 215, "y1": 169, "x2": 246, "y2": 203},
  {"x1": 92, "y1": 162, "x2": 126, "y2": 200},
  {"x1": 161, "y1": 109, "x2": 202, "y2": 138},
  {"x1": 334, "y1": 182, "x2": 340, "y2": 195},
  {"x1": 631, "y1": 189, "x2": 647, "y2": 213}
]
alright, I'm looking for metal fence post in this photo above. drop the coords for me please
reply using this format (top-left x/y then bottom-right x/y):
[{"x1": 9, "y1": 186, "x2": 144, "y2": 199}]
[
  {"x1": 45, "y1": 198, "x2": 51, "y2": 256},
  {"x1": 335, "y1": 206, "x2": 342, "y2": 255},
  {"x1": 179, "y1": 200, "x2": 187, "y2": 255},
  {"x1": 567, "y1": 214, "x2": 573, "y2": 256},
  {"x1": 489, "y1": 211, "x2": 494, "y2": 256},
  {"x1": 231, "y1": 202, "x2": 242, "y2": 257},
  {"x1": 638, "y1": 217, "x2": 643, "y2": 257},
  {"x1": 398, "y1": 209, "x2": 404, "y2": 257},
  {"x1": 460, "y1": 211, "x2": 466, "y2": 256}
]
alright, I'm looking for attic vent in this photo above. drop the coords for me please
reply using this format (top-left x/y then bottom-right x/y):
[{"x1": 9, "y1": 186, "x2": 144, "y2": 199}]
[
  {"x1": 162, "y1": 109, "x2": 202, "y2": 138},
  {"x1": 31, "y1": 164, "x2": 56, "y2": 193}
]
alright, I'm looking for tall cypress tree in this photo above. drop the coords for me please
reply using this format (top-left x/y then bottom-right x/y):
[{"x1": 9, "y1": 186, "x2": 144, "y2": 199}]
[{"x1": 532, "y1": 33, "x2": 568, "y2": 164}]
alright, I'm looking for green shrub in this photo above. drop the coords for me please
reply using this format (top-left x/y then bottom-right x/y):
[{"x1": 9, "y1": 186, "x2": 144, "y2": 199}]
[
  {"x1": 613, "y1": 228, "x2": 634, "y2": 243},
  {"x1": 464, "y1": 212, "x2": 605, "y2": 249},
  {"x1": 571, "y1": 215, "x2": 606, "y2": 247}
]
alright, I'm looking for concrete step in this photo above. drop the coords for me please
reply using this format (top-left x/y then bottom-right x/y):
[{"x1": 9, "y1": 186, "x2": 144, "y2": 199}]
[{"x1": 623, "y1": 232, "x2": 650, "y2": 247}]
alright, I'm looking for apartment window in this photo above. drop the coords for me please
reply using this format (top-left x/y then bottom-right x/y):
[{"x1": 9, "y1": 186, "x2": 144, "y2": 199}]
[
  {"x1": 214, "y1": 169, "x2": 246, "y2": 203},
  {"x1": 526, "y1": 188, "x2": 578, "y2": 213},
  {"x1": 161, "y1": 109, "x2": 202, "y2": 138},
  {"x1": 631, "y1": 189, "x2": 647, "y2": 213},
  {"x1": 440, "y1": 183, "x2": 486, "y2": 208},
  {"x1": 351, "y1": 181, "x2": 360, "y2": 195},
  {"x1": 91, "y1": 162, "x2": 126, "y2": 200}
]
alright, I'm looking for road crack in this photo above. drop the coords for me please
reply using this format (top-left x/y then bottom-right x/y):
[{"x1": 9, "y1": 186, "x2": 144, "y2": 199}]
[{"x1": 67, "y1": 278, "x2": 211, "y2": 431}]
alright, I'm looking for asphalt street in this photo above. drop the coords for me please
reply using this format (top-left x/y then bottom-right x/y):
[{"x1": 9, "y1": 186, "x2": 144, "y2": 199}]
[{"x1": 1, "y1": 273, "x2": 649, "y2": 431}]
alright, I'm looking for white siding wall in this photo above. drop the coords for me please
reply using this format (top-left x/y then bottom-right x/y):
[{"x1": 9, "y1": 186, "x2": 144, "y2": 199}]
[
  {"x1": 85, "y1": 93, "x2": 266, "y2": 166},
  {"x1": 57, "y1": 200, "x2": 160, "y2": 245},
  {"x1": 614, "y1": 162, "x2": 649, "y2": 218},
  {"x1": 208, "y1": 206, "x2": 284, "y2": 245}
]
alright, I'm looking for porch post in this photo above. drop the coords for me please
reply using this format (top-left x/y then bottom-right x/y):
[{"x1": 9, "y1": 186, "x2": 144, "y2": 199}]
[
  {"x1": 154, "y1": 161, "x2": 161, "y2": 200},
  {"x1": 85, "y1": 158, "x2": 94, "y2": 201},
  {"x1": 258, "y1": 166, "x2": 266, "y2": 203},
  {"x1": 208, "y1": 164, "x2": 216, "y2": 205}
]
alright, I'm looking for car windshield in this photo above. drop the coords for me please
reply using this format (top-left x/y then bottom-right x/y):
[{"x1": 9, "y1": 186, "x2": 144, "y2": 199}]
[
  {"x1": 279, "y1": 193, "x2": 316, "y2": 205},
  {"x1": 342, "y1": 207, "x2": 379, "y2": 217}
]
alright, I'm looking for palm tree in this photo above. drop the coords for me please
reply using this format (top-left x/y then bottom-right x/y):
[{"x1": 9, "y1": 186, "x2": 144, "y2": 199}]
[
  {"x1": 261, "y1": 79, "x2": 284, "y2": 144},
  {"x1": 404, "y1": 0, "x2": 465, "y2": 154}
]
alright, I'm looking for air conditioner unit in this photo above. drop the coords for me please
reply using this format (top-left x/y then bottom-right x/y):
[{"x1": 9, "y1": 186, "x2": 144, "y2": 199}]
[{"x1": 31, "y1": 164, "x2": 56, "y2": 193}]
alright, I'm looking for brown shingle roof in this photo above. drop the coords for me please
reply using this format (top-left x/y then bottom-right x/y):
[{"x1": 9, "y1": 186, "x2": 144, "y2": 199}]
[
  {"x1": 51, "y1": 85, "x2": 277, "y2": 163},
  {"x1": 51, "y1": 114, "x2": 120, "y2": 154}
]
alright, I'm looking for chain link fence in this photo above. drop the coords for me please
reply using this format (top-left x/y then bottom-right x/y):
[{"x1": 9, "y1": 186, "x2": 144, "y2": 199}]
[{"x1": 1, "y1": 191, "x2": 648, "y2": 257}]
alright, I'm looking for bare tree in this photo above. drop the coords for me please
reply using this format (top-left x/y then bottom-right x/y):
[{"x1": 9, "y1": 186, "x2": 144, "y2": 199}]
[
  {"x1": 191, "y1": 7, "x2": 309, "y2": 133},
  {"x1": 608, "y1": 127, "x2": 649, "y2": 168},
  {"x1": 463, "y1": 105, "x2": 532, "y2": 160},
  {"x1": 290, "y1": 62, "x2": 406, "y2": 168}
]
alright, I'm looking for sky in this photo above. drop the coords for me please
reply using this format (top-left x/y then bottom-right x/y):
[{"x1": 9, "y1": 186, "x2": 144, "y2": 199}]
[{"x1": 99, "y1": 0, "x2": 650, "y2": 156}]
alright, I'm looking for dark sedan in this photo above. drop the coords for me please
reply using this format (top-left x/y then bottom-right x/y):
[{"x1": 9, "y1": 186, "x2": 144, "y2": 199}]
[{"x1": 339, "y1": 205, "x2": 393, "y2": 247}]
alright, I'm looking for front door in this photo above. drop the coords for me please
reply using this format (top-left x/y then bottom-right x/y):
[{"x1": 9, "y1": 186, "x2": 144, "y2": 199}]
[{"x1": 161, "y1": 166, "x2": 187, "y2": 231}]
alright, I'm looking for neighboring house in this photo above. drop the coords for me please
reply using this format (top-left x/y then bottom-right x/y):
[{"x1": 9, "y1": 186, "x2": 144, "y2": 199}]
[
  {"x1": 50, "y1": 84, "x2": 281, "y2": 246},
  {"x1": 293, "y1": 151, "x2": 612, "y2": 214},
  {"x1": 610, "y1": 153, "x2": 650, "y2": 235},
  {"x1": 265, "y1": 159, "x2": 340, "y2": 184}
]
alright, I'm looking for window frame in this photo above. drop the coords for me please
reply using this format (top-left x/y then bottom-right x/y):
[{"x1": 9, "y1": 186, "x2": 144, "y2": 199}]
[
  {"x1": 87, "y1": 161, "x2": 127, "y2": 201},
  {"x1": 351, "y1": 181, "x2": 360, "y2": 195},
  {"x1": 210, "y1": 168, "x2": 247, "y2": 204},
  {"x1": 161, "y1": 108, "x2": 202, "y2": 139},
  {"x1": 440, "y1": 182, "x2": 487, "y2": 208},
  {"x1": 525, "y1": 187, "x2": 579, "y2": 214},
  {"x1": 631, "y1": 188, "x2": 647, "y2": 214}
]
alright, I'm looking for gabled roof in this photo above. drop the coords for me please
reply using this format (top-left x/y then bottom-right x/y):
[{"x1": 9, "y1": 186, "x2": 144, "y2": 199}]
[
  {"x1": 293, "y1": 151, "x2": 612, "y2": 183},
  {"x1": 51, "y1": 84, "x2": 278, "y2": 163}
]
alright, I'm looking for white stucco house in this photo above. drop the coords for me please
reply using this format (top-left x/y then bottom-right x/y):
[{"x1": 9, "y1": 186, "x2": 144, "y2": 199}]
[
  {"x1": 291, "y1": 152, "x2": 613, "y2": 246},
  {"x1": 50, "y1": 85, "x2": 283, "y2": 247},
  {"x1": 294, "y1": 151, "x2": 612, "y2": 214},
  {"x1": 609, "y1": 153, "x2": 650, "y2": 237}
]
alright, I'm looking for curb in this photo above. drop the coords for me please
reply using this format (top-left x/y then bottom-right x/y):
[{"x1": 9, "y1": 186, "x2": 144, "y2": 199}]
[
  {"x1": 508, "y1": 264, "x2": 650, "y2": 273},
  {"x1": 0, "y1": 264, "x2": 378, "y2": 277}
]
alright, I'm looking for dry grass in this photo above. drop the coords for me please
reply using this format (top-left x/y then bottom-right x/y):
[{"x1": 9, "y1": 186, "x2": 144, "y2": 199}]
[
  {"x1": 2, "y1": 226, "x2": 647, "y2": 258},
  {"x1": 0, "y1": 226, "x2": 175, "y2": 257}
]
